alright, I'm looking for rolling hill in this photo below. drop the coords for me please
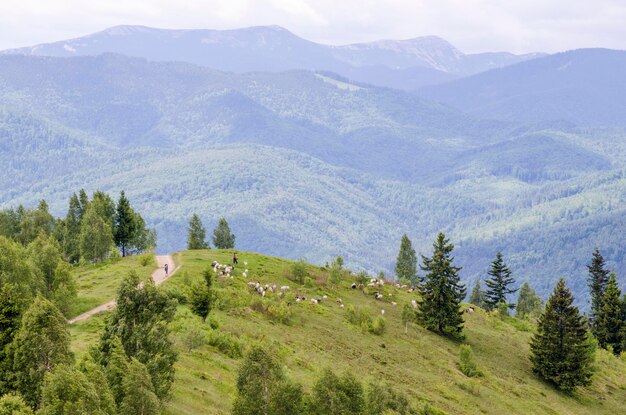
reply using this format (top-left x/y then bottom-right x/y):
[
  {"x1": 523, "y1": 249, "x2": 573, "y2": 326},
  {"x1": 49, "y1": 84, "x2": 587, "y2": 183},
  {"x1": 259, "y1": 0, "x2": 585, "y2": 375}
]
[
  {"x1": 0, "y1": 25, "x2": 544, "y2": 90},
  {"x1": 419, "y1": 48, "x2": 626, "y2": 127},
  {"x1": 68, "y1": 250, "x2": 626, "y2": 415},
  {"x1": 0, "y1": 54, "x2": 624, "y2": 306}
]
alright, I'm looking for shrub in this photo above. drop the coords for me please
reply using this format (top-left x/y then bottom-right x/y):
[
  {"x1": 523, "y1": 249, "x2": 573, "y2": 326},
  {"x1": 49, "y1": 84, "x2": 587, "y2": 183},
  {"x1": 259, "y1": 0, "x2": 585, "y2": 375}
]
[
  {"x1": 355, "y1": 271, "x2": 370, "y2": 286},
  {"x1": 267, "y1": 302, "x2": 293, "y2": 325},
  {"x1": 182, "y1": 324, "x2": 208, "y2": 352},
  {"x1": 138, "y1": 253, "x2": 153, "y2": 267},
  {"x1": 346, "y1": 305, "x2": 373, "y2": 331},
  {"x1": 304, "y1": 277, "x2": 315, "y2": 288},
  {"x1": 207, "y1": 330, "x2": 243, "y2": 358},
  {"x1": 291, "y1": 259, "x2": 308, "y2": 285},
  {"x1": 458, "y1": 345, "x2": 483, "y2": 377},
  {"x1": 163, "y1": 286, "x2": 188, "y2": 305},
  {"x1": 369, "y1": 316, "x2": 386, "y2": 336},
  {"x1": 419, "y1": 403, "x2": 448, "y2": 415}
]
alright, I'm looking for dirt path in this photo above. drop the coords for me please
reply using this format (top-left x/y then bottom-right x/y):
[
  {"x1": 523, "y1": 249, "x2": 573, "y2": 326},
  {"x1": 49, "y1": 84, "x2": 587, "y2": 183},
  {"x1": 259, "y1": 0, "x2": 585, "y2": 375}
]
[{"x1": 68, "y1": 255, "x2": 178, "y2": 324}]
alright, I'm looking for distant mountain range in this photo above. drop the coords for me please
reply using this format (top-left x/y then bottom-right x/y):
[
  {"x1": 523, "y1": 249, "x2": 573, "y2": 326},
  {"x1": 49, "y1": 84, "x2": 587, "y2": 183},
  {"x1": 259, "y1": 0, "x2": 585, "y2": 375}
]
[
  {"x1": 419, "y1": 48, "x2": 626, "y2": 127},
  {"x1": 0, "y1": 53, "x2": 624, "y2": 307},
  {"x1": 0, "y1": 25, "x2": 544, "y2": 89}
]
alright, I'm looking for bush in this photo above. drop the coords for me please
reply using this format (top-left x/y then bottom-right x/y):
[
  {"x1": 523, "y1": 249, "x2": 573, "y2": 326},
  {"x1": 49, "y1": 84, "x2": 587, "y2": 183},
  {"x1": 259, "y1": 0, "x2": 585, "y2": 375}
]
[
  {"x1": 291, "y1": 259, "x2": 308, "y2": 285},
  {"x1": 458, "y1": 345, "x2": 483, "y2": 377},
  {"x1": 207, "y1": 330, "x2": 243, "y2": 358},
  {"x1": 182, "y1": 324, "x2": 208, "y2": 352},
  {"x1": 419, "y1": 403, "x2": 448, "y2": 415},
  {"x1": 369, "y1": 316, "x2": 386, "y2": 336},
  {"x1": 304, "y1": 277, "x2": 315, "y2": 288},
  {"x1": 267, "y1": 302, "x2": 293, "y2": 325},
  {"x1": 163, "y1": 286, "x2": 188, "y2": 305},
  {"x1": 346, "y1": 305, "x2": 373, "y2": 331},
  {"x1": 138, "y1": 253, "x2": 153, "y2": 267},
  {"x1": 355, "y1": 271, "x2": 370, "y2": 286}
]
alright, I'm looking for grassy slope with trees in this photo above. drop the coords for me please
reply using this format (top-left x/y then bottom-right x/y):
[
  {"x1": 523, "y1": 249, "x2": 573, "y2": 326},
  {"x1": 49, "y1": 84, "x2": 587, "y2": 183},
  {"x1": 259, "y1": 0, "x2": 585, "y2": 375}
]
[{"x1": 67, "y1": 249, "x2": 626, "y2": 415}]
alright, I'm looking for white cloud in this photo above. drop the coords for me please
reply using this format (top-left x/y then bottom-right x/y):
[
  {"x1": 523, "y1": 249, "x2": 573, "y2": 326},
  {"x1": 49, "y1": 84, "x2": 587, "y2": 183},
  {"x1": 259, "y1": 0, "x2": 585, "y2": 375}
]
[{"x1": 0, "y1": 0, "x2": 624, "y2": 53}]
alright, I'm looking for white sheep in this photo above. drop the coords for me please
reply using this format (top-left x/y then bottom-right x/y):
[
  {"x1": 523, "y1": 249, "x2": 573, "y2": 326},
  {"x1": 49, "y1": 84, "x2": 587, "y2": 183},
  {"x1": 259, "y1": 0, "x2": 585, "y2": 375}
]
[
  {"x1": 391, "y1": 301, "x2": 397, "y2": 306},
  {"x1": 311, "y1": 298, "x2": 318, "y2": 304},
  {"x1": 411, "y1": 299, "x2": 418, "y2": 309},
  {"x1": 280, "y1": 286, "x2": 290, "y2": 291},
  {"x1": 322, "y1": 295, "x2": 328, "y2": 299},
  {"x1": 381, "y1": 309, "x2": 385, "y2": 315},
  {"x1": 375, "y1": 294, "x2": 384, "y2": 300}
]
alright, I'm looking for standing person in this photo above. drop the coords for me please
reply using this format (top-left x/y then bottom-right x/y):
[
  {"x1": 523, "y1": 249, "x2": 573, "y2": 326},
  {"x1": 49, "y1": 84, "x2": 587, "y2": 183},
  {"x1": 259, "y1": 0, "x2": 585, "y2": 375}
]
[
  {"x1": 164, "y1": 262, "x2": 169, "y2": 276},
  {"x1": 233, "y1": 252, "x2": 238, "y2": 265}
]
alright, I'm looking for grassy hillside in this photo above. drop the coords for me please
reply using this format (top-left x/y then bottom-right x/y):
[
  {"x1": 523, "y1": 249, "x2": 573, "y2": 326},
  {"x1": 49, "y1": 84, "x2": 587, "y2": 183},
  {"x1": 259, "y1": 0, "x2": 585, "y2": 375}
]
[{"x1": 70, "y1": 250, "x2": 626, "y2": 415}]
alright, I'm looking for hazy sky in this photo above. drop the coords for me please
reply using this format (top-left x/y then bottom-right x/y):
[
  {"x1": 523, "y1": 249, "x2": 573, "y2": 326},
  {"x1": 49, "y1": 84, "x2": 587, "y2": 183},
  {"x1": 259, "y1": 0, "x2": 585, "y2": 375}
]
[{"x1": 1, "y1": 0, "x2": 625, "y2": 53}]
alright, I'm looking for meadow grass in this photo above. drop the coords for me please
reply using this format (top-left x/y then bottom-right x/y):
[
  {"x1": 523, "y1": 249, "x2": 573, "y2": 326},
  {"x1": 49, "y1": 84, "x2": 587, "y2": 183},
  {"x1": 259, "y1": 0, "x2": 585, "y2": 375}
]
[{"x1": 70, "y1": 249, "x2": 626, "y2": 414}]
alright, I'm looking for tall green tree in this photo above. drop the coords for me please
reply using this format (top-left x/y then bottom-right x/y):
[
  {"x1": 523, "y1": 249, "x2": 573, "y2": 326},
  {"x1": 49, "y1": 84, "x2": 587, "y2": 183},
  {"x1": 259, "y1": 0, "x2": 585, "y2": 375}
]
[
  {"x1": 0, "y1": 237, "x2": 38, "y2": 304},
  {"x1": 310, "y1": 368, "x2": 365, "y2": 415},
  {"x1": 189, "y1": 282, "x2": 211, "y2": 322},
  {"x1": 104, "y1": 337, "x2": 129, "y2": 408},
  {"x1": 484, "y1": 252, "x2": 517, "y2": 310},
  {"x1": 114, "y1": 192, "x2": 135, "y2": 257},
  {"x1": 63, "y1": 193, "x2": 82, "y2": 263},
  {"x1": 212, "y1": 217, "x2": 235, "y2": 249},
  {"x1": 418, "y1": 232, "x2": 466, "y2": 337},
  {"x1": 187, "y1": 214, "x2": 209, "y2": 250},
  {"x1": 0, "y1": 285, "x2": 21, "y2": 394},
  {"x1": 469, "y1": 280, "x2": 486, "y2": 308},
  {"x1": 99, "y1": 272, "x2": 177, "y2": 401},
  {"x1": 79, "y1": 207, "x2": 113, "y2": 263},
  {"x1": 516, "y1": 282, "x2": 543, "y2": 319},
  {"x1": 77, "y1": 189, "x2": 90, "y2": 220},
  {"x1": 365, "y1": 381, "x2": 412, "y2": 415},
  {"x1": 12, "y1": 297, "x2": 73, "y2": 408},
  {"x1": 0, "y1": 394, "x2": 34, "y2": 415},
  {"x1": 588, "y1": 248, "x2": 610, "y2": 330},
  {"x1": 38, "y1": 364, "x2": 108, "y2": 415},
  {"x1": 594, "y1": 273, "x2": 624, "y2": 354},
  {"x1": 232, "y1": 345, "x2": 281, "y2": 415},
  {"x1": 394, "y1": 234, "x2": 417, "y2": 285},
  {"x1": 77, "y1": 355, "x2": 116, "y2": 415},
  {"x1": 530, "y1": 279, "x2": 594, "y2": 391},
  {"x1": 91, "y1": 191, "x2": 116, "y2": 232},
  {"x1": 16, "y1": 201, "x2": 55, "y2": 246},
  {"x1": 119, "y1": 359, "x2": 160, "y2": 415}
]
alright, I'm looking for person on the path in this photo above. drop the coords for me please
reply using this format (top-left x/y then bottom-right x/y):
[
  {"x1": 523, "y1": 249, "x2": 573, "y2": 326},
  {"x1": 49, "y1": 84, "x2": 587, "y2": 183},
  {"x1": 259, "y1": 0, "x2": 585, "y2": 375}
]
[
  {"x1": 164, "y1": 263, "x2": 169, "y2": 275},
  {"x1": 233, "y1": 252, "x2": 238, "y2": 265}
]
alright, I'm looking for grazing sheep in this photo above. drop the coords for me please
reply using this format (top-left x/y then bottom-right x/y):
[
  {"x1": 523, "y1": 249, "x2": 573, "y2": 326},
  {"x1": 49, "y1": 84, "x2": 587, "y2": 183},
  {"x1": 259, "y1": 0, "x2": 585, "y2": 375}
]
[
  {"x1": 255, "y1": 282, "x2": 261, "y2": 289},
  {"x1": 351, "y1": 283, "x2": 357, "y2": 289},
  {"x1": 367, "y1": 283, "x2": 376, "y2": 287},
  {"x1": 401, "y1": 284, "x2": 408, "y2": 289},
  {"x1": 391, "y1": 301, "x2": 397, "y2": 306},
  {"x1": 375, "y1": 293, "x2": 384, "y2": 300},
  {"x1": 242, "y1": 272, "x2": 248, "y2": 278},
  {"x1": 381, "y1": 309, "x2": 385, "y2": 315},
  {"x1": 247, "y1": 282, "x2": 256, "y2": 289},
  {"x1": 337, "y1": 298, "x2": 343, "y2": 304},
  {"x1": 211, "y1": 261, "x2": 218, "y2": 267},
  {"x1": 322, "y1": 295, "x2": 328, "y2": 300},
  {"x1": 411, "y1": 299, "x2": 418, "y2": 309},
  {"x1": 340, "y1": 304, "x2": 345, "y2": 308},
  {"x1": 244, "y1": 269, "x2": 249, "y2": 273},
  {"x1": 280, "y1": 286, "x2": 290, "y2": 291},
  {"x1": 244, "y1": 261, "x2": 248, "y2": 266},
  {"x1": 311, "y1": 298, "x2": 318, "y2": 304},
  {"x1": 466, "y1": 307, "x2": 475, "y2": 313},
  {"x1": 296, "y1": 297, "x2": 301, "y2": 303}
]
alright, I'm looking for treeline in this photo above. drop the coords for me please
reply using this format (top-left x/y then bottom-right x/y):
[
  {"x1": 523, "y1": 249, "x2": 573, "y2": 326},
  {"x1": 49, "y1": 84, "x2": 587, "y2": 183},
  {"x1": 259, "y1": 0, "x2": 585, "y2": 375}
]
[
  {"x1": 394, "y1": 234, "x2": 622, "y2": 391},
  {"x1": 0, "y1": 189, "x2": 155, "y2": 263},
  {"x1": 0, "y1": 272, "x2": 177, "y2": 414}
]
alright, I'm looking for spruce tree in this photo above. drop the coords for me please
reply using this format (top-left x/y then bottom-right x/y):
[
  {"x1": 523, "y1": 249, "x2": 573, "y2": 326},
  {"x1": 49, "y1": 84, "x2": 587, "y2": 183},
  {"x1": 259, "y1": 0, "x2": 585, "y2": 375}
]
[
  {"x1": 77, "y1": 189, "x2": 90, "y2": 220},
  {"x1": 187, "y1": 214, "x2": 209, "y2": 250},
  {"x1": 394, "y1": 234, "x2": 417, "y2": 285},
  {"x1": 484, "y1": 252, "x2": 517, "y2": 310},
  {"x1": 0, "y1": 285, "x2": 21, "y2": 395},
  {"x1": 418, "y1": 232, "x2": 466, "y2": 337},
  {"x1": 114, "y1": 192, "x2": 136, "y2": 257},
  {"x1": 12, "y1": 297, "x2": 74, "y2": 408},
  {"x1": 104, "y1": 337, "x2": 129, "y2": 407},
  {"x1": 212, "y1": 217, "x2": 235, "y2": 249},
  {"x1": 516, "y1": 282, "x2": 543, "y2": 319},
  {"x1": 594, "y1": 273, "x2": 623, "y2": 354},
  {"x1": 529, "y1": 278, "x2": 594, "y2": 391},
  {"x1": 469, "y1": 280, "x2": 485, "y2": 308},
  {"x1": 190, "y1": 282, "x2": 211, "y2": 322},
  {"x1": 63, "y1": 193, "x2": 82, "y2": 263},
  {"x1": 588, "y1": 248, "x2": 610, "y2": 329}
]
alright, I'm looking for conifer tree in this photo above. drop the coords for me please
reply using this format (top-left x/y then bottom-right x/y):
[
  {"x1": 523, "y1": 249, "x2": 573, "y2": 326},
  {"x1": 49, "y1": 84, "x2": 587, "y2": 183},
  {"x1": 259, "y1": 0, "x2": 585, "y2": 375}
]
[
  {"x1": 418, "y1": 232, "x2": 466, "y2": 337},
  {"x1": 77, "y1": 189, "x2": 90, "y2": 220},
  {"x1": 588, "y1": 248, "x2": 610, "y2": 329},
  {"x1": 114, "y1": 192, "x2": 136, "y2": 257},
  {"x1": 104, "y1": 337, "x2": 129, "y2": 407},
  {"x1": 0, "y1": 285, "x2": 21, "y2": 395},
  {"x1": 212, "y1": 217, "x2": 235, "y2": 249},
  {"x1": 594, "y1": 273, "x2": 624, "y2": 354},
  {"x1": 190, "y1": 283, "x2": 211, "y2": 322},
  {"x1": 530, "y1": 279, "x2": 594, "y2": 391},
  {"x1": 394, "y1": 234, "x2": 417, "y2": 285},
  {"x1": 469, "y1": 280, "x2": 486, "y2": 308},
  {"x1": 119, "y1": 359, "x2": 160, "y2": 415},
  {"x1": 187, "y1": 214, "x2": 209, "y2": 250},
  {"x1": 79, "y1": 207, "x2": 113, "y2": 263},
  {"x1": 12, "y1": 297, "x2": 74, "y2": 408},
  {"x1": 0, "y1": 394, "x2": 34, "y2": 415},
  {"x1": 484, "y1": 252, "x2": 517, "y2": 310},
  {"x1": 516, "y1": 282, "x2": 543, "y2": 319},
  {"x1": 63, "y1": 193, "x2": 82, "y2": 263}
]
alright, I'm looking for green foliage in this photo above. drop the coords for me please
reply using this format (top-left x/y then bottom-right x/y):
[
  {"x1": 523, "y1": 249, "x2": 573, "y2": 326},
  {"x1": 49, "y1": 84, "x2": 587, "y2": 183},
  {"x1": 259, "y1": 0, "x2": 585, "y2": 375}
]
[
  {"x1": 458, "y1": 345, "x2": 483, "y2": 378},
  {"x1": 12, "y1": 297, "x2": 73, "y2": 408},
  {"x1": 516, "y1": 282, "x2": 543, "y2": 320},
  {"x1": 15, "y1": 201, "x2": 55, "y2": 247},
  {"x1": 113, "y1": 192, "x2": 134, "y2": 257},
  {"x1": 268, "y1": 381, "x2": 305, "y2": 415},
  {"x1": 395, "y1": 234, "x2": 417, "y2": 285},
  {"x1": 355, "y1": 271, "x2": 370, "y2": 286},
  {"x1": 187, "y1": 214, "x2": 209, "y2": 250},
  {"x1": 189, "y1": 282, "x2": 211, "y2": 322},
  {"x1": 0, "y1": 394, "x2": 34, "y2": 415},
  {"x1": 119, "y1": 359, "x2": 160, "y2": 415},
  {"x1": 180, "y1": 323, "x2": 208, "y2": 353},
  {"x1": 418, "y1": 403, "x2": 447, "y2": 415},
  {"x1": 104, "y1": 337, "x2": 128, "y2": 407},
  {"x1": 365, "y1": 381, "x2": 414, "y2": 415},
  {"x1": 469, "y1": 280, "x2": 486, "y2": 308},
  {"x1": 329, "y1": 256, "x2": 344, "y2": 285},
  {"x1": 484, "y1": 252, "x2": 516, "y2": 311},
  {"x1": 0, "y1": 285, "x2": 20, "y2": 394},
  {"x1": 99, "y1": 272, "x2": 177, "y2": 401},
  {"x1": 266, "y1": 301, "x2": 293, "y2": 325},
  {"x1": 79, "y1": 207, "x2": 113, "y2": 263},
  {"x1": 206, "y1": 330, "x2": 243, "y2": 359},
  {"x1": 530, "y1": 279, "x2": 594, "y2": 391},
  {"x1": 290, "y1": 259, "x2": 309, "y2": 285},
  {"x1": 63, "y1": 193, "x2": 82, "y2": 264},
  {"x1": 232, "y1": 345, "x2": 286, "y2": 415},
  {"x1": 401, "y1": 303, "x2": 418, "y2": 334},
  {"x1": 346, "y1": 305, "x2": 373, "y2": 331},
  {"x1": 138, "y1": 253, "x2": 153, "y2": 267},
  {"x1": 77, "y1": 355, "x2": 116, "y2": 415},
  {"x1": 418, "y1": 233, "x2": 466, "y2": 338},
  {"x1": 369, "y1": 316, "x2": 387, "y2": 336},
  {"x1": 588, "y1": 248, "x2": 610, "y2": 332},
  {"x1": 0, "y1": 237, "x2": 38, "y2": 304},
  {"x1": 38, "y1": 365, "x2": 106, "y2": 415},
  {"x1": 212, "y1": 217, "x2": 235, "y2": 249},
  {"x1": 310, "y1": 368, "x2": 365, "y2": 415},
  {"x1": 594, "y1": 273, "x2": 624, "y2": 354}
]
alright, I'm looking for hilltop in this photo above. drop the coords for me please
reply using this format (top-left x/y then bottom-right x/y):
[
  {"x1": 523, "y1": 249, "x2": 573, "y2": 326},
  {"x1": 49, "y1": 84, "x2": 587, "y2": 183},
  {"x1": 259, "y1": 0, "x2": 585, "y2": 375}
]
[{"x1": 68, "y1": 250, "x2": 626, "y2": 415}]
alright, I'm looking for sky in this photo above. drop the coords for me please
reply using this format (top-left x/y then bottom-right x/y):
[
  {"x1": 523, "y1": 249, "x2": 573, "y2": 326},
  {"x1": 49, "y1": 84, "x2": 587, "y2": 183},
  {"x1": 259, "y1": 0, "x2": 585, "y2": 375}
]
[{"x1": 1, "y1": 0, "x2": 625, "y2": 53}]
